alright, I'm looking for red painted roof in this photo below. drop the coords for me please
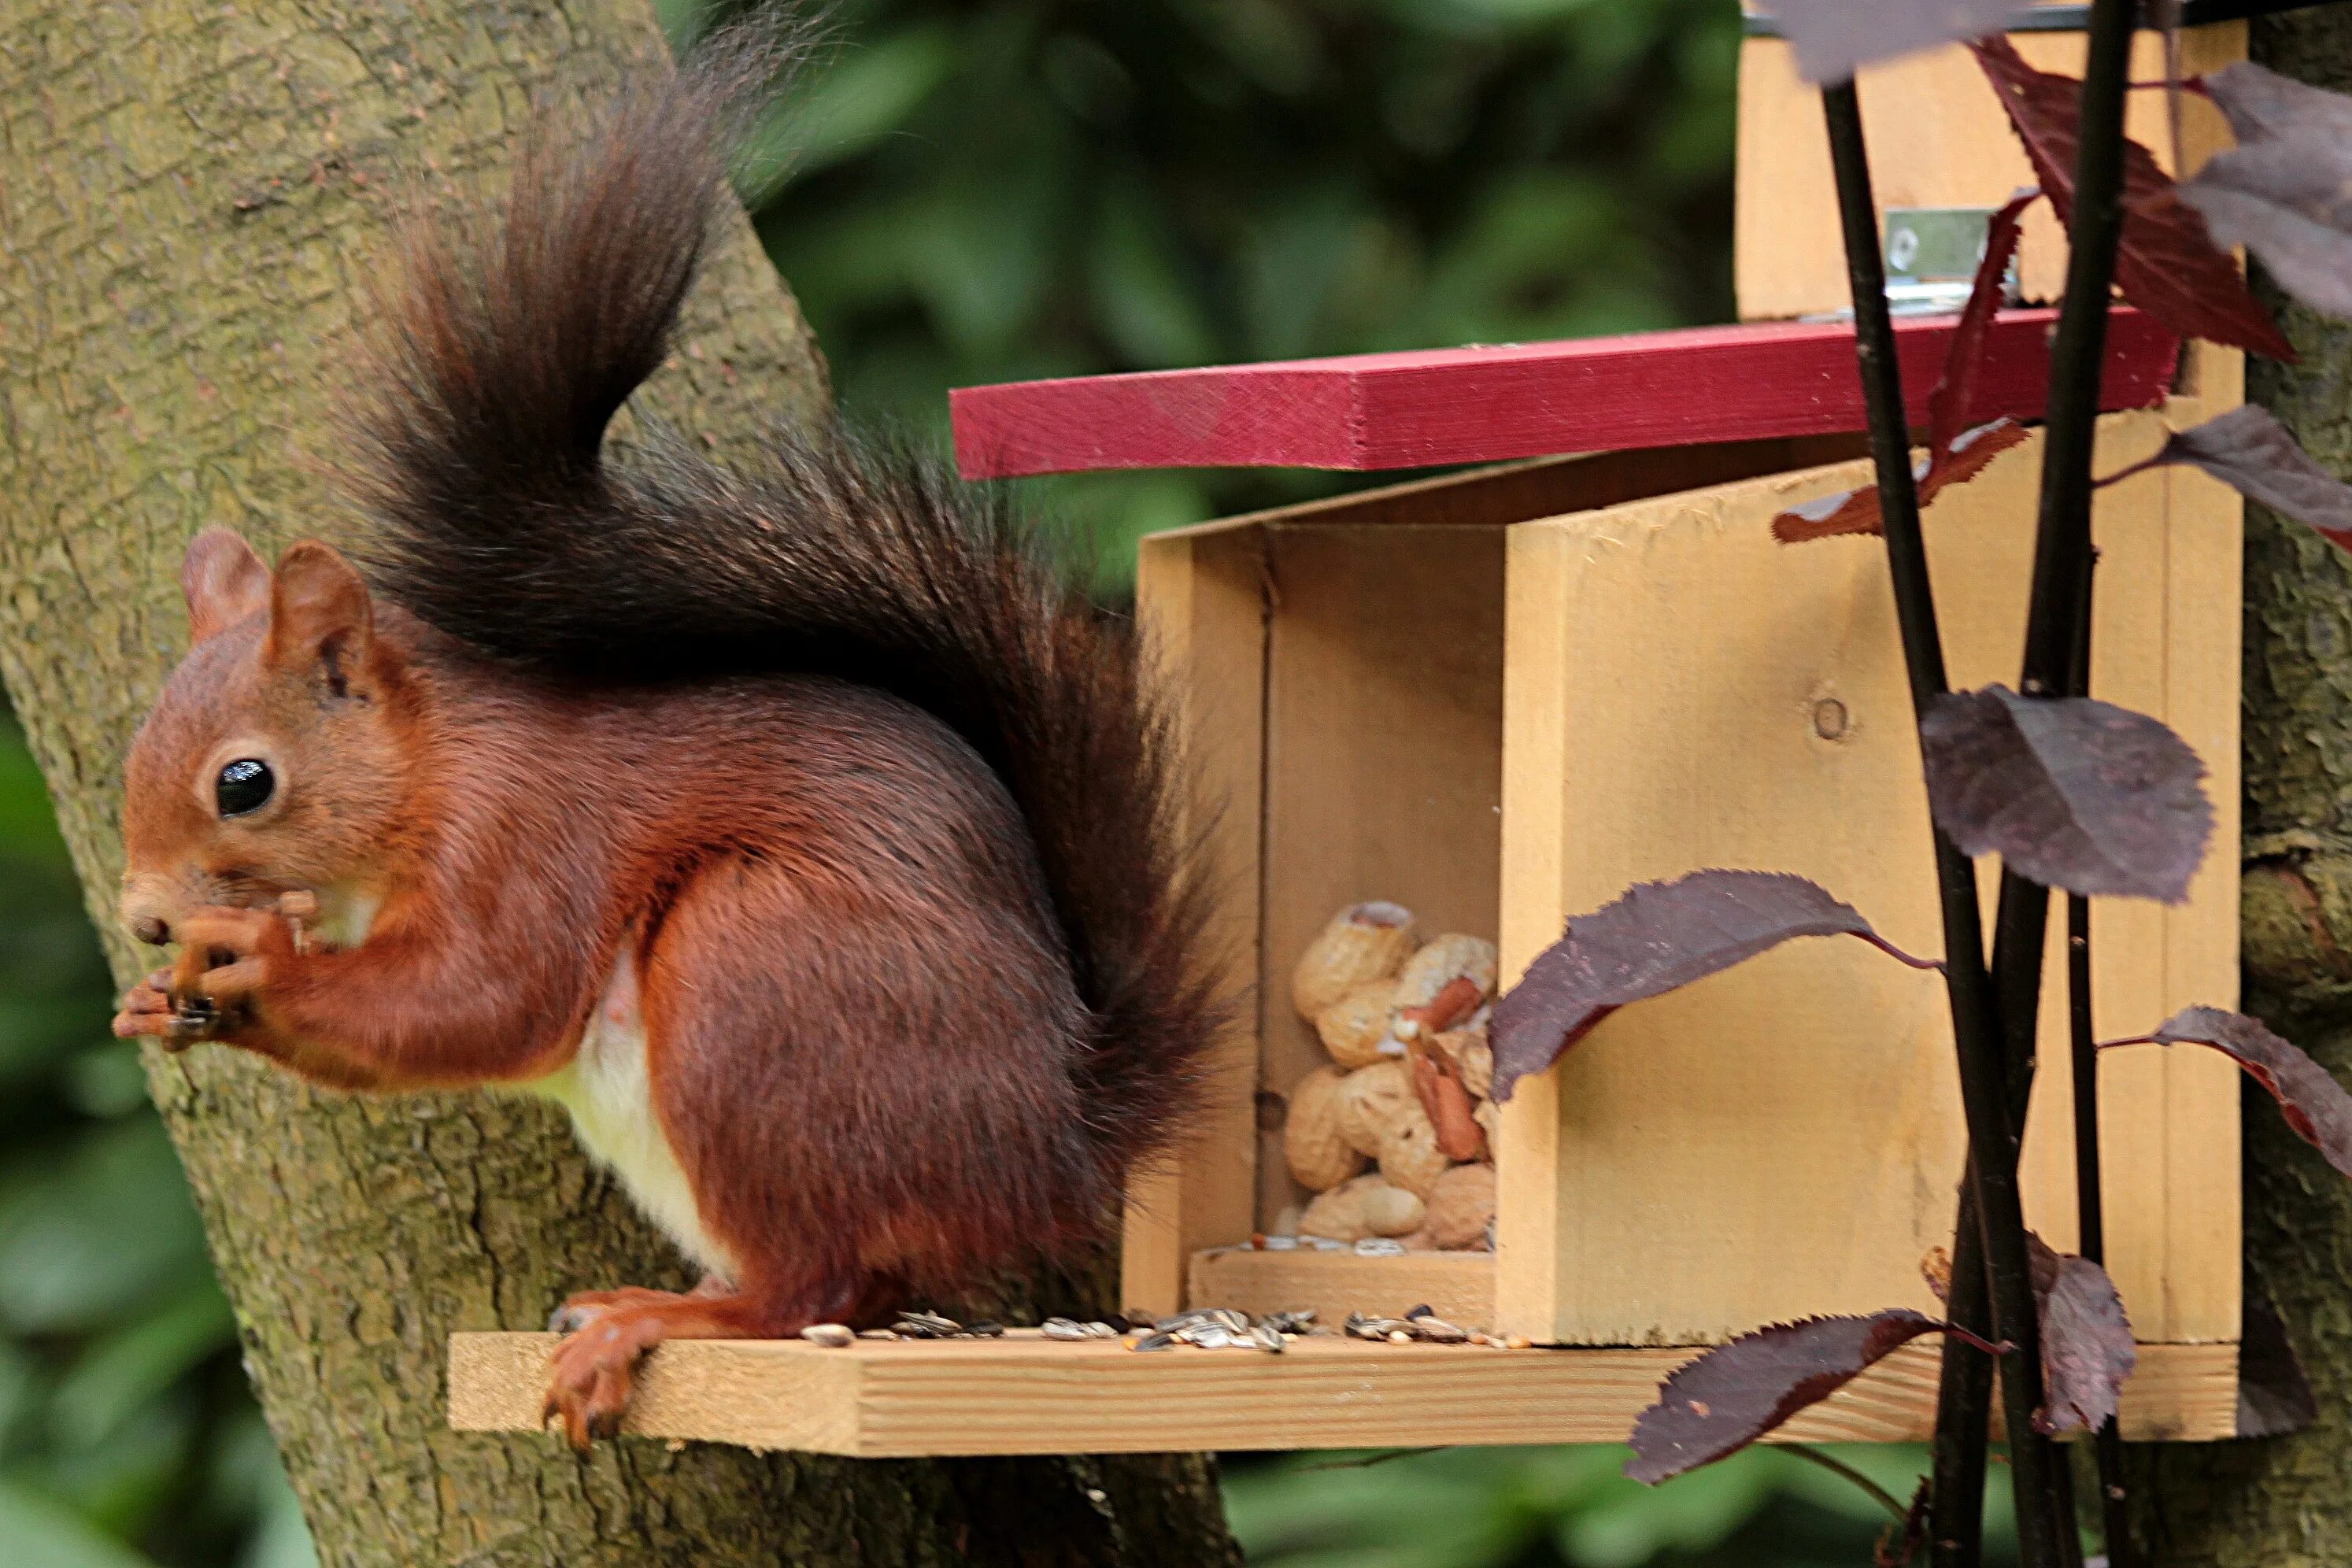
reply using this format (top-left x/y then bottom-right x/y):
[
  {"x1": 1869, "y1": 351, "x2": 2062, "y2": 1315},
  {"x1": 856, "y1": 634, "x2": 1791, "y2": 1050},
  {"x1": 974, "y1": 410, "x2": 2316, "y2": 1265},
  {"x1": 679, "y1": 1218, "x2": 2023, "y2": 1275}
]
[{"x1": 950, "y1": 307, "x2": 2177, "y2": 479}]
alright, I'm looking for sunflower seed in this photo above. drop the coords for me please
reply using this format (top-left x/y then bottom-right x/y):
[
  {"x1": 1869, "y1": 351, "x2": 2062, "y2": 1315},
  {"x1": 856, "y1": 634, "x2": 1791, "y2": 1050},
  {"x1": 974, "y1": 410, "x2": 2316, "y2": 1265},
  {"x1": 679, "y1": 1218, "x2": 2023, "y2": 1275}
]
[
  {"x1": 892, "y1": 1311, "x2": 960, "y2": 1339},
  {"x1": 1249, "y1": 1324, "x2": 1287, "y2": 1353},
  {"x1": 1354, "y1": 1237, "x2": 1407, "y2": 1257},
  {"x1": 1259, "y1": 1234, "x2": 1300, "y2": 1251},
  {"x1": 1409, "y1": 1315, "x2": 1470, "y2": 1344},
  {"x1": 965, "y1": 1321, "x2": 1005, "y2": 1338},
  {"x1": 1182, "y1": 1326, "x2": 1235, "y2": 1349},
  {"x1": 1041, "y1": 1318, "x2": 1095, "y2": 1341},
  {"x1": 800, "y1": 1323, "x2": 854, "y2": 1348},
  {"x1": 858, "y1": 1329, "x2": 899, "y2": 1341},
  {"x1": 1259, "y1": 1310, "x2": 1317, "y2": 1337},
  {"x1": 1131, "y1": 1331, "x2": 1178, "y2": 1352}
]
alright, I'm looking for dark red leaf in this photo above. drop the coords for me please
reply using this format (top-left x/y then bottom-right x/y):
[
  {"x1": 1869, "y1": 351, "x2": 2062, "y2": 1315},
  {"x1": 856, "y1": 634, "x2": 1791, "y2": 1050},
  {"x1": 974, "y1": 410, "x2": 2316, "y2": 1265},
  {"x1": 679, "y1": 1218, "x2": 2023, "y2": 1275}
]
[
  {"x1": 1773, "y1": 483, "x2": 1884, "y2": 543},
  {"x1": 2236, "y1": 1292, "x2": 2317, "y2": 1439},
  {"x1": 1920, "y1": 686, "x2": 2213, "y2": 904},
  {"x1": 1626, "y1": 1311, "x2": 1947, "y2": 1484},
  {"x1": 1489, "y1": 871, "x2": 1931, "y2": 1102},
  {"x1": 2150, "y1": 1005, "x2": 2352, "y2": 1177},
  {"x1": 2139, "y1": 405, "x2": 2352, "y2": 549},
  {"x1": 1930, "y1": 190, "x2": 2039, "y2": 457},
  {"x1": 1770, "y1": 420, "x2": 2031, "y2": 544},
  {"x1": 2035, "y1": 1252, "x2": 2136, "y2": 1436},
  {"x1": 1970, "y1": 37, "x2": 2295, "y2": 361},
  {"x1": 2181, "y1": 65, "x2": 2352, "y2": 324},
  {"x1": 1761, "y1": 0, "x2": 2017, "y2": 86}
]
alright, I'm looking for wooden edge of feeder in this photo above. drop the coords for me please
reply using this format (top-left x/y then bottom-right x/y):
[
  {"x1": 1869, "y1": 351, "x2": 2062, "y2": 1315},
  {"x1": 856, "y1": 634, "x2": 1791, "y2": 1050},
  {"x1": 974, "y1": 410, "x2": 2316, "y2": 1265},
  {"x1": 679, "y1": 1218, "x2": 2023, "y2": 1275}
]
[
  {"x1": 946, "y1": 307, "x2": 2176, "y2": 479},
  {"x1": 447, "y1": 1331, "x2": 2238, "y2": 1457}
]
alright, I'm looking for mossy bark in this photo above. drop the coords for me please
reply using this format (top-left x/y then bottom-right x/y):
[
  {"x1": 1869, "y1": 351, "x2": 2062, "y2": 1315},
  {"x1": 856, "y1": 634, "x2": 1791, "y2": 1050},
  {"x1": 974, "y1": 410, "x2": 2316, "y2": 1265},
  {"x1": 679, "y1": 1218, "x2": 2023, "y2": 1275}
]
[
  {"x1": 0, "y1": 5, "x2": 1236, "y2": 1564},
  {"x1": 2127, "y1": 10, "x2": 2352, "y2": 1565}
]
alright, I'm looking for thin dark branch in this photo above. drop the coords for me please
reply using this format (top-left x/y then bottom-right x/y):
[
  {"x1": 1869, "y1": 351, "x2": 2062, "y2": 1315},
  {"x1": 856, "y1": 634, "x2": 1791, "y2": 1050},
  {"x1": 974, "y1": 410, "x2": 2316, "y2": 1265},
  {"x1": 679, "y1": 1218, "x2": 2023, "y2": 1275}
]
[
  {"x1": 1784, "y1": 1444, "x2": 1914, "y2": 1527},
  {"x1": 1820, "y1": 77, "x2": 2065, "y2": 1568},
  {"x1": 1943, "y1": 3, "x2": 2144, "y2": 1563},
  {"x1": 2067, "y1": 558, "x2": 2140, "y2": 1568}
]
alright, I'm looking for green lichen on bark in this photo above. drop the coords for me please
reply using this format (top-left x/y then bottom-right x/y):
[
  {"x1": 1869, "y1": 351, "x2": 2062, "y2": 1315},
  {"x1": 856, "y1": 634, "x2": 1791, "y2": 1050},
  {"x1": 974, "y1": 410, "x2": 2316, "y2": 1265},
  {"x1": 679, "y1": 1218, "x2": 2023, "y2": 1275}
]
[
  {"x1": 0, "y1": 4, "x2": 1236, "y2": 1563},
  {"x1": 2128, "y1": 11, "x2": 2352, "y2": 1566}
]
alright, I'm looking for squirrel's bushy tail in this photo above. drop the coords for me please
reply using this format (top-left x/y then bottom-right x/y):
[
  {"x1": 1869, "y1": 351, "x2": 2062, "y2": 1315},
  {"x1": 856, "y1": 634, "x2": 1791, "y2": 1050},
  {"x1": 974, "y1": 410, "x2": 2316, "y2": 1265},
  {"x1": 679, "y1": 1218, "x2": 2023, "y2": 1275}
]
[{"x1": 349, "y1": 31, "x2": 1220, "y2": 1171}]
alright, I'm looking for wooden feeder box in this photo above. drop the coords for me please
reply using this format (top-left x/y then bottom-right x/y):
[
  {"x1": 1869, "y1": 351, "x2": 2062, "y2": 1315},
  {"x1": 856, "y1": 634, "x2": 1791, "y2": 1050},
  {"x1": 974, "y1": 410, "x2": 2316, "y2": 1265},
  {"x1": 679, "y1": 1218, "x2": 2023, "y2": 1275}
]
[{"x1": 452, "y1": 14, "x2": 2253, "y2": 1454}]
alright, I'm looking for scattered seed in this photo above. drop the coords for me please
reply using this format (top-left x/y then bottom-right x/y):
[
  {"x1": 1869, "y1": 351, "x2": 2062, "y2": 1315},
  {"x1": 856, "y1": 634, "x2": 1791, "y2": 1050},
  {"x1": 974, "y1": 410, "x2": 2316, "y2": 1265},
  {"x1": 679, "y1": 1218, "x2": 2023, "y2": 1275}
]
[
  {"x1": 1507, "y1": 1336, "x2": 1533, "y2": 1350},
  {"x1": 965, "y1": 1321, "x2": 1005, "y2": 1338},
  {"x1": 1259, "y1": 1234, "x2": 1300, "y2": 1252},
  {"x1": 1131, "y1": 1331, "x2": 1178, "y2": 1352},
  {"x1": 801, "y1": 1323, "x2": 855, "y2": 1348},
  {"x1": 858, "y1": 1329, "x2": 898, "y2": 1341},
  {"x1": 892, "y1": 1311, "x2": 960, "y2": 1339},
  {"x1": 1354, "y1": 1237, "x2": 1407, "y2": 1257},
  {"x1": 1249, "y1": 1324, "x2": 1287, "y2": 1353},
  {"x1": 1410, "y1": 1315, "x2": 1470, "y2": 1344}
]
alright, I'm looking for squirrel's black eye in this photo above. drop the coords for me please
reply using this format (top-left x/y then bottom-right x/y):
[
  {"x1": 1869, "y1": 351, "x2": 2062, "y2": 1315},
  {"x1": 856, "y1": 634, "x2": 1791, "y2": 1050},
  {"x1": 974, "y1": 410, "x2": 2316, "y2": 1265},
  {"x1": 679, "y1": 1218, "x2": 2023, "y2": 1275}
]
[{"x1": 215, "y1": 758, "x2": 274, "y2": 818}]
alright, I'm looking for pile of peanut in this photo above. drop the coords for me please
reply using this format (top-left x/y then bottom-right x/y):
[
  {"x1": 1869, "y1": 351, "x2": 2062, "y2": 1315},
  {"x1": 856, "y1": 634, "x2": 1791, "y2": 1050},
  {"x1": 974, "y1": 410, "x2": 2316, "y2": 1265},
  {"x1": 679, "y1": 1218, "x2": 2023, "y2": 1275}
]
[{"x1": 1278, "y1": 901, "x2": 1500, "y2": 1252}]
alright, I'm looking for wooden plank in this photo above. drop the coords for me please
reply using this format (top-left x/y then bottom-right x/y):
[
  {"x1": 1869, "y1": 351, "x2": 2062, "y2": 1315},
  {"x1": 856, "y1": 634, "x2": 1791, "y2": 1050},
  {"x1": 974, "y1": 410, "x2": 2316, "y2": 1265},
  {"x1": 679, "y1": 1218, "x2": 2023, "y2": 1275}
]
[
  {"x1": 1736, "y1": 25, "x2": 2246, "y2": 320},
  {"x1": 1188, "y1": 1248, "x2": 1496, "y2": 1329},
  {"x1": 949, "y1": 309, "x2": 2177, "y2": 479},
  {"x1": 449, "y1": 1332, "x2": 2237, "y2": 1455},
  {"x1": 1257, "y1": 523, "x2": 1507, "y2": 1229},
  {"x1": 1119, "y1": 527, "x2": 1270, "y2": 1317},
  {"x1": 1496, "y1": 522, "x2": 1574, "y2": 1342},
  {"x1": 1495, "y1": 412, "x2": 2239, "y2": 1348}
]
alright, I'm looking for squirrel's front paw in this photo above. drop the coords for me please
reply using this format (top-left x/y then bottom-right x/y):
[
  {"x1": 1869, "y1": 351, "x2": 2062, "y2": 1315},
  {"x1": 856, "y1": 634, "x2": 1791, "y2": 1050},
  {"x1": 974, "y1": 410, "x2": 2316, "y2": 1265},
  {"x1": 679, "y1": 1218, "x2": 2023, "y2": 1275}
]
[
  {"x1": 167, "y1": 906, "x2": 294, "y2": 1030},
  {"x1": 113, "y1": 967, "x2": 181, "y2": 1044}
]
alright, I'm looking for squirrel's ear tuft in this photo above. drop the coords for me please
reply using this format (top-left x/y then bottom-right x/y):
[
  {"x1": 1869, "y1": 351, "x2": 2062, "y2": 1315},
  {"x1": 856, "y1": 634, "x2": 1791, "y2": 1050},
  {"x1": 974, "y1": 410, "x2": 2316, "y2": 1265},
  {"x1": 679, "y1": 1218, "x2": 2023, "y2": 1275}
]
[
  {"x1": 181, "y1": 528, "x2": 271, "y2": 642},
  {"x1": 266, "y1": 541, "x2": 376, "y2": 697}
]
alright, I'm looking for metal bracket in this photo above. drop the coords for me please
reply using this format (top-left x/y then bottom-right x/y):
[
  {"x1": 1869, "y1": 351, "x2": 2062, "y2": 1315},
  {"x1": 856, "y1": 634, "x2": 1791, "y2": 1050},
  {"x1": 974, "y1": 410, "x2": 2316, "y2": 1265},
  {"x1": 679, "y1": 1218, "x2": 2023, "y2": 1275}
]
[{"x1": 1883, "y1": 207, "x2": 2017, "y2": 316}]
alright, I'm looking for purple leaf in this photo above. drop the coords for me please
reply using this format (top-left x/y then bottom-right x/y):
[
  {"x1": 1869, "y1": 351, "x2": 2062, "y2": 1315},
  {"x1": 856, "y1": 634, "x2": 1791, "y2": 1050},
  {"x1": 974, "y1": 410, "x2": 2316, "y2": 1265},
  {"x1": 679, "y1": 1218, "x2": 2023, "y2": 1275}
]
[
  {"x1": 1489, "y1": 871, "x2": 1932, "y2": 1101},
  {"x1": 1626, "y1": 1311, "x2": 1948, "y2": 1484},
  {"x1": 2036, "y1": 1252, "x2": 2136, "y2": 1436},
  {"x1": 2150, "y1": 1005, "x2": 2352, "y2": 1177},
  {"x1": 2194, "y1": 54, "x2": 2352, "y2": 317},
  {"x1": 2236, "y1": 1293, "x2": 2317, "y2": 1439},
  {"x1": 2202, "y1": 59, "x2": 2352, "y2": 145},
  {"x1": 2182, "y1": 150, "x2": 2352, "y2": 323},
  {"x1": 2141, "y1": 405, "x2": 2352, "y2": 550},
  {"x1": 1972, "y1": 38, "x2": 2295, "y2": 361},
  {"x1": 1761, "y1": 0, "x2": 2016, "y2": 87},
  {"x1": 2180, "y1": 68, "x2": 2352, "y2": 324},
  {"x1": 1920, "y1": 686, "x2": 2213, "y2": 904}
]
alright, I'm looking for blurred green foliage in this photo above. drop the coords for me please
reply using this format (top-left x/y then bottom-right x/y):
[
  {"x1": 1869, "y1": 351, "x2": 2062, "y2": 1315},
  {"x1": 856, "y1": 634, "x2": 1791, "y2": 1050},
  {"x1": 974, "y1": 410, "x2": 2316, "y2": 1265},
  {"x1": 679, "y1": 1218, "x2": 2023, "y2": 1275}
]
[
  {"x1": 1225, "y1": 1443, "x2": 2018, "y2": 1568},
  {"x1": 668, "y1": 0, "x2": 1744, "y2": 578},
  {"x1": 2, "y1": 3, "x2": 2020, "y2": 1565}
]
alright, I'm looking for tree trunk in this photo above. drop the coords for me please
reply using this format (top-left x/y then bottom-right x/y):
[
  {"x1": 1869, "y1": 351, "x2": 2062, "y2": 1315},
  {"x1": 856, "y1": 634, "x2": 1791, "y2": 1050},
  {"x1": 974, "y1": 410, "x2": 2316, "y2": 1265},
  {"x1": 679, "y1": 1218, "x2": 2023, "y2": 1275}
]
[
  {"x1": 2128, "y1": 9, "x2": 2352, "y2": 1564},
  {"x1": 0, "y1": 6, "x2": 1237, "y2": 1565}
]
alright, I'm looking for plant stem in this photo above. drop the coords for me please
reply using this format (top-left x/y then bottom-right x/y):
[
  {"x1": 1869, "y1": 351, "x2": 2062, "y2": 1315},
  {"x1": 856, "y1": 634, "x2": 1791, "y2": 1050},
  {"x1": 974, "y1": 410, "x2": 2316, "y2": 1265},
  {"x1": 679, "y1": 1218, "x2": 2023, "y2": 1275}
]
[
  {"x1": 1819, "y1": 78, "x2": 2065, "y2": 1568},
  {"x1": 1784, "y1": 1444, "x2": 1914, "y2": 1527},
  {"x1": 1935, "y1": 2, "x2": 2143, "y2": 1557},
  {"x1": 2065, "y1": 561, "x2": 2139, "y2": 1568}
]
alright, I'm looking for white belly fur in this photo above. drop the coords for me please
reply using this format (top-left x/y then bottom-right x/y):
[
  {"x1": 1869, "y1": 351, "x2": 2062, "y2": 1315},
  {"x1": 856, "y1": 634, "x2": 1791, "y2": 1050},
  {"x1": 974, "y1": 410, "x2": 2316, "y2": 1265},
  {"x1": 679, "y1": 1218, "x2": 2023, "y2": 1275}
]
[{"x1": 523, "y1": 948, "x2": 740, "y2": 1281}]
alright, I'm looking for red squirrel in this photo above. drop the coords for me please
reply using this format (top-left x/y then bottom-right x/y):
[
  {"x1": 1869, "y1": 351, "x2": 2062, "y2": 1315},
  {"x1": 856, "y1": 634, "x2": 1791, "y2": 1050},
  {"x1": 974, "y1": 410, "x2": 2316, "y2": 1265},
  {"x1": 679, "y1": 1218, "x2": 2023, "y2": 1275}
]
[{"x1": 109, "y1": 46, "x2": 1216, "y2": 1447}]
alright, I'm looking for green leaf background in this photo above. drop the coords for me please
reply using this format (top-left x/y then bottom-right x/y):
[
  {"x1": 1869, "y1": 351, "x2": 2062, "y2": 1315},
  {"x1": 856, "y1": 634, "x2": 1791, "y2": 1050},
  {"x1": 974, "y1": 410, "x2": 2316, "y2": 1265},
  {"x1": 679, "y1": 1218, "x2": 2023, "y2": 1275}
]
[{"x1": 0, "y1": 2, "x2": 2023, "y2": 1562}]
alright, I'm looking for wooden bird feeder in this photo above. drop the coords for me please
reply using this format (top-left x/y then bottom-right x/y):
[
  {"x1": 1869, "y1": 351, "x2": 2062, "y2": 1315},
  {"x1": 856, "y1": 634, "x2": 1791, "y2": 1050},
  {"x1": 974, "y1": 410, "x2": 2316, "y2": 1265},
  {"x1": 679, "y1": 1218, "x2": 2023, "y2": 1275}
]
[{"x1": 452, "y1": 11, "x2": 2254, "y2": 1454}]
